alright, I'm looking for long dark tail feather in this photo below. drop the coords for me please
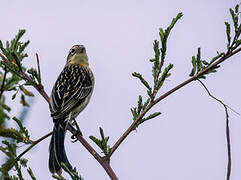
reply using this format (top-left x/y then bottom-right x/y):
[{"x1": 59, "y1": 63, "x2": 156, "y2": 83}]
[{"x1": 49, "y1": 122, "x2": 72, "y2": 174}]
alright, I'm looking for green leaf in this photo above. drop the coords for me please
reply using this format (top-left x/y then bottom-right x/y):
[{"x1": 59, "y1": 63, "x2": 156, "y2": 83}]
[
  {"x1": 130, "y1": 108, "x2": 138, "y2": 120},
  {"x1": 159, "y1": 28, "x2": 165, "y2": 46},
  {"x1": 0, "y1": 128, "x2": 24, "y2": 142},
  {"x1": 12, "y1": 116, "x2": 30, "y2": 139},
  {"x1": 132, "y1": 72, "x2": 152, "y2": 91},
  {"x1": 142, "y1": 112, "x2": 161, "y2": 122},
  {"x1": 137, "y1": 95, "x2": 142, "y2": 114},
  {"x1": 12, "y1": 93, "x2": 17, "y2": 100},
  {"x1": 27, "y1": 168, "x2": 37, "y2": 180},
  {"x1": 196, "y1": 48, "x2": 202, "y2": 72},
  {"x1": 20, "y1": 94, "x2": 29, "y2": 107},
  {"x1": 99, "y1": 127, "x2": 105, "y2": 141},
  {"x1": 10, "y1": 52, "x2": 22, "y2": 72},
  {"x1": 19, "y1": 86, "x2": 34, "y2": 96},
  {"x1": 89, "y1": 136, "x2": 101, "y2": 147},
  {"x1": 60, "y1": 163, "x2": 83, "y2": 180},
  {"x1": 89, "y1": 127, "x2": 110, "y2": 156},
  {"x1": 165, "y1": 13, "x2": 183, "y2": 38},
  {"x1": 142, "y1": 98, "x2": 150, "y2": 111},
  {"x1": 156, "y1": 64, "x2": 173, "y2": 90},
  {"x1": 210, "y1": 52, "x2": 225, "y2": 64},
  {"x1": 225, "y1": 22, "x2": 231, "y2": 48},
  {"x1": 189, "y1": 56, "x2": 197, "y2": 76}
]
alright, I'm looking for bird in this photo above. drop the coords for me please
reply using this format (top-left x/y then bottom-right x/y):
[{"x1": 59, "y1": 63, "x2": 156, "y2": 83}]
[{"x1": 48, "y1": 45, "x2": 94, "y2": 175}]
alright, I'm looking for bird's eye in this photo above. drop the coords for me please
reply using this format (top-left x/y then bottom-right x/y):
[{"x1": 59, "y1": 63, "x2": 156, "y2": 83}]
[{"x1": 71, "y1": 49, "x2": 75, "y2": 54}]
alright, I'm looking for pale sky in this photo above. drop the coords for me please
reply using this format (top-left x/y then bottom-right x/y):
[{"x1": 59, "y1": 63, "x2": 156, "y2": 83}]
[{"x1": 1, "y1": 0, "x2": 241, "y2": 179}]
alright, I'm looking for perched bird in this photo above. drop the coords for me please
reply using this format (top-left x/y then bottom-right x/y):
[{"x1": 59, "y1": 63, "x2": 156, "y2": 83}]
[{"x1": 48, "y1": 45, "x2": 94, "y2": 174}]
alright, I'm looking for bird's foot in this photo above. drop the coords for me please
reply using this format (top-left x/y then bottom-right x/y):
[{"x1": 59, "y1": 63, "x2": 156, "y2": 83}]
[{"x1": 71, "y1": 129, "x2": 83, "y2": 143}]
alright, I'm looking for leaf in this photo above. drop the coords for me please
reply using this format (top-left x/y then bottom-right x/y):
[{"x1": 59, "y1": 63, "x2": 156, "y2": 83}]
[
  {"x1": 12, "y1": 93, "x2": 17, "y2": 100},
  {"x1": 189, "y1": 56, "x2": 197, "y2": 76},
  {"x1": 156, "y1": 64, "x2": 173, "y2": 90},
  {"x1": 210, "y1": 52, "x2": 225, "y2": 64},
  {"x1": 130, "y1": 108, "x2": 137, "y2": 120},
  {"x1": 142, "y1": 98, "x2": 150, "y2": 111},
  {"x1": 225, "y1": 22, "x2": 231, "y2": 47},
  {"x1": 0, "y1": 128, "x2": 24, "y2": 142},
  {"x1": 27, "y1": 167, "x2": 37, "y2": 180},
  {"x1": 20, "y1": 94, "x2": 29, "y2": 107},
  {"x1": 137, "y1": 95, "x2": 142, "y2": 114},
  {"x1": 132, "y1": 72, "x2": 152, "y2": 91},
  {"x1": 10, "y1": 52, "x2": 22, "y2": 72},
  {"x1": 19, "y1": 86, "x2": 34, "y2": 96},
  {"x1": 142, "y1": 112, "x2": 161, "y2": 122}
]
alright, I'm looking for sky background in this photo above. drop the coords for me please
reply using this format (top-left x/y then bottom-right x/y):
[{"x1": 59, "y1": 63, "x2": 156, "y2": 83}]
[{"x1": 1, "y1": 0, "x2": 241, "y2": 179}]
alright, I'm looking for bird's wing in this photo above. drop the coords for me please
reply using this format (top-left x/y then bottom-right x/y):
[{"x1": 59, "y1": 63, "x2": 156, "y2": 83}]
[{"x1": 49, "y1": 64, "x2": 93, "y2": 120}]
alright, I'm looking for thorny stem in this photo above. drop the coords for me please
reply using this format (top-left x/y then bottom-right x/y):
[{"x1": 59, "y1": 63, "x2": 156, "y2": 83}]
[
  {"x1": 197, "y1": 80, "x2": 237, "y2": 180},
  {"x1": 109, "y1": 47, "x2": 241, "y2": 157}
]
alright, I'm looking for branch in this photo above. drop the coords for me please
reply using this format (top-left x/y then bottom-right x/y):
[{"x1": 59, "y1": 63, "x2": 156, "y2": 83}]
[
  {"x1": 109, "y1": 46, "x2": 241, "y2": 157},
  {"x1": 67, "y1": 125, "x2": 118, "y2": 180},
  {"x1": 197, "y1": 80, "x2": 239, "y2": 180},
  {"x1": 16, "y1": 132, "x2": 52, "y2": 161}
]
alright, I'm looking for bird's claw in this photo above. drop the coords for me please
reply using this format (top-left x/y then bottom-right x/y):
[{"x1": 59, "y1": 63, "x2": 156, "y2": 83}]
[{"x1": 71, "y1": 130, "x2": 82, "y2": 143}]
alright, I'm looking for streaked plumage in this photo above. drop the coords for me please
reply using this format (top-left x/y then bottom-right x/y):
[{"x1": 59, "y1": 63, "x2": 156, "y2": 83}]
[{"x1": 49, "y1": 45, "x2": 94, "y2": 174}]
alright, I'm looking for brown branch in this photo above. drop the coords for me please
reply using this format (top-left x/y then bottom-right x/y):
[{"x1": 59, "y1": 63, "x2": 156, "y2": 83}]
[
  {"x1": 109, "y1": 46, "x2": 241, "y2": 157},
  {"x1": 197, "y1": 80, "x2": 234, "y2": 180},
  {"x1": 67, "y1": 125, "x2": 118, "y2": 180},
  {"x1": 16, "y1": 131, "x2": 52, "y2": 161}
]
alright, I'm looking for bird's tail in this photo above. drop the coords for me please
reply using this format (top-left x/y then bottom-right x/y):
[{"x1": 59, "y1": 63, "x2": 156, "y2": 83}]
[{"x1": 49, "y1": 121, "x2": 72, "y2": 174}]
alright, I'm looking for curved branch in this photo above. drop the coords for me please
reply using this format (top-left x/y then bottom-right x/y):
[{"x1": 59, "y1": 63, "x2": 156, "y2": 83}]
[
  {"x1": 197, "y1": 80, "x2": 235, "y2": 180},
  {"x1": 16, "y1": 132, "x2": 52, "y2": 161},
  {"x1": 109, "y1": 47, "x2": 241, "y2": 157}
]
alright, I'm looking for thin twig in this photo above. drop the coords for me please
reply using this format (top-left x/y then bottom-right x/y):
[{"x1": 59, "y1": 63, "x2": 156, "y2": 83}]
[
  {"x1": 109, "y1": 47, "x2": 241, "y2": 157},
  {"x1": 16, "y1": 131, "x2": 52, "y2": 161},
  {"x1": 35, "y1": 53, "x2": 42, "y2": 85},
  {"x1": 225, "y1": 106, "x2": 231, "y2": 180},
  {"x1": 197, "y1": 80, "x2": 233, "y2": 180}
]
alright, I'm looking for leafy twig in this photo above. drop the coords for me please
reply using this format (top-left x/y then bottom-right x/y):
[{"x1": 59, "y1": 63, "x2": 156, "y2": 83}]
[
  {"x1": 15, "y1": 131, "x2": 52, "y2": 161},
  {"x1": 109, "y1": 46, "x2": 241, "y2": 157}
]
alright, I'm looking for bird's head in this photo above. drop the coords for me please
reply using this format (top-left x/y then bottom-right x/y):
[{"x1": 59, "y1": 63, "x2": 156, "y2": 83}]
[{"x1": 66, "y1": 45, "x2": 89, "y2": 66}]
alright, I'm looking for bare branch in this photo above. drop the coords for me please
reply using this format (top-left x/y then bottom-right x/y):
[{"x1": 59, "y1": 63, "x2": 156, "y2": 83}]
[{"x1": 197, "y1": 80, "x2": 234, "y2": 180}]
